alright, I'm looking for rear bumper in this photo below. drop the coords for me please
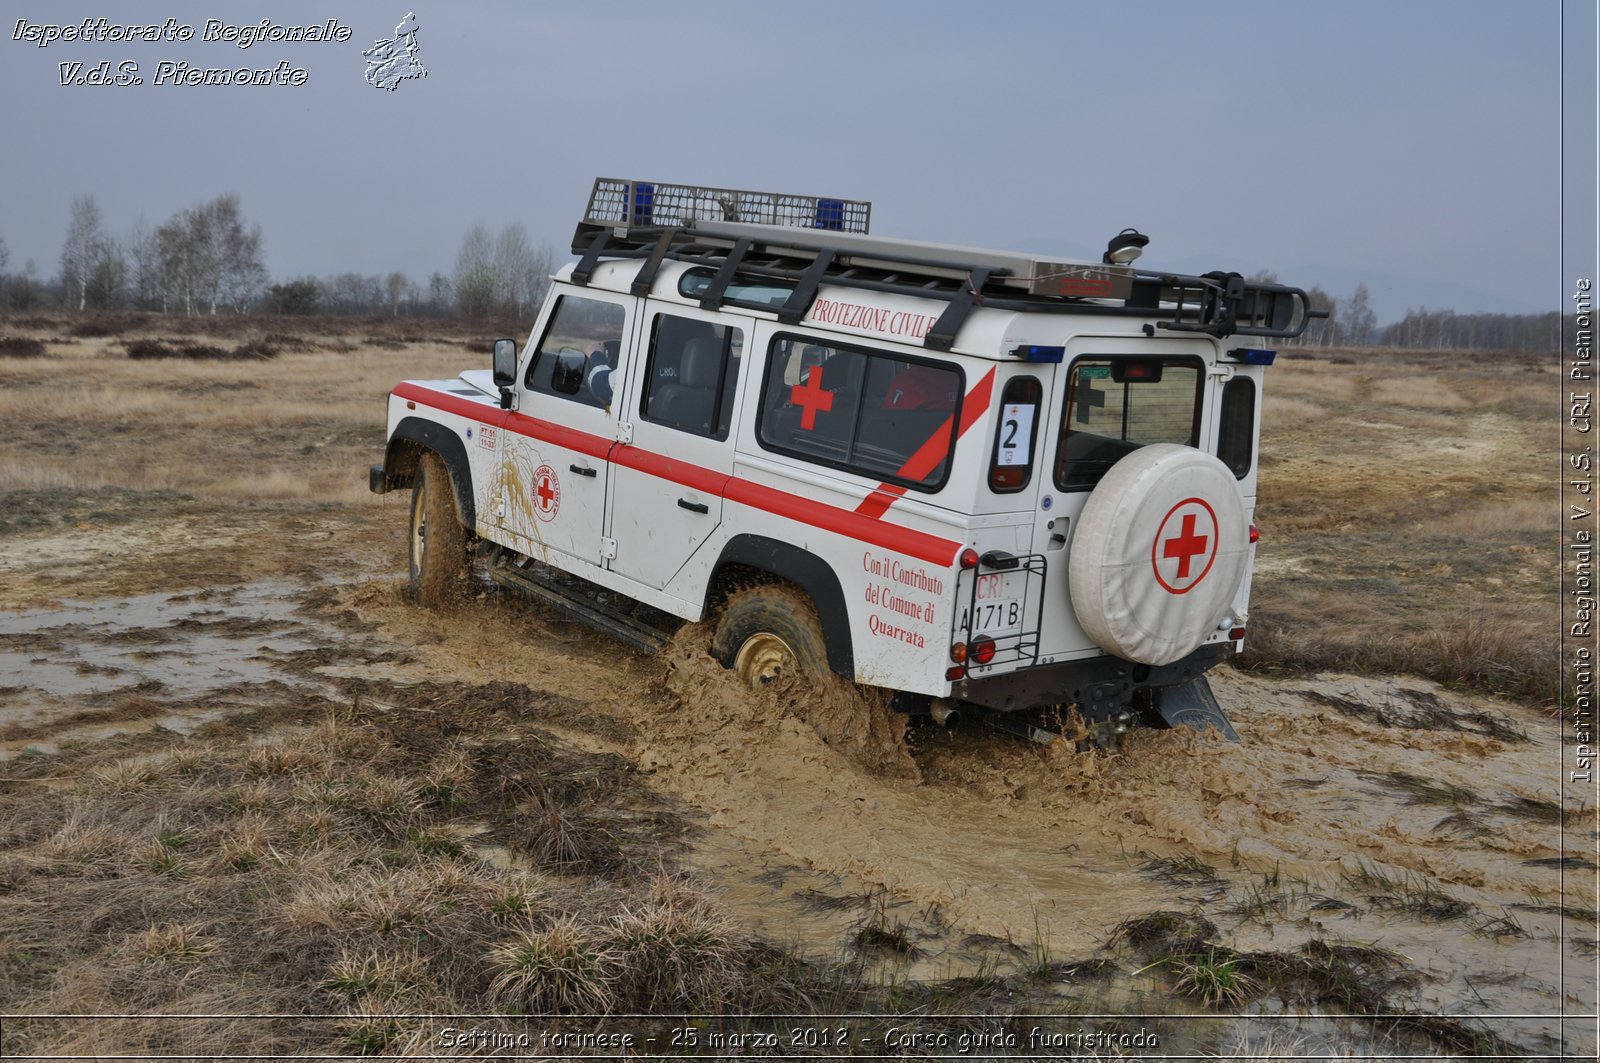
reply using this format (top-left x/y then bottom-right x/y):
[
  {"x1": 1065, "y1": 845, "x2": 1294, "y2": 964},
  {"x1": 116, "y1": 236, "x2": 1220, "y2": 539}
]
[{"x1": 950, "y1": 644, "x2": 1222, "y2": 718}]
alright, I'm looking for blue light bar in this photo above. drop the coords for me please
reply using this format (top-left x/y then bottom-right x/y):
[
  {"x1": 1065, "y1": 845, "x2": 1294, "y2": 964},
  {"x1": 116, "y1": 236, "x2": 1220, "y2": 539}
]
[
  {"x1": 1228, "y1": 347, "x2": 1277, "y2": 365},
  {"x1": 1013, "y1": 344, "x2": 1065, "y2": 363}
]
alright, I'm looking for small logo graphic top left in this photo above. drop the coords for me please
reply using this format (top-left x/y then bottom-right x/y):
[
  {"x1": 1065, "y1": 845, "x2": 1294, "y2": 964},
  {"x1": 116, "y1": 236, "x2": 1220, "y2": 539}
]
[{"x1": 363, "y1": 12, "x2": 425, "y2": 90}]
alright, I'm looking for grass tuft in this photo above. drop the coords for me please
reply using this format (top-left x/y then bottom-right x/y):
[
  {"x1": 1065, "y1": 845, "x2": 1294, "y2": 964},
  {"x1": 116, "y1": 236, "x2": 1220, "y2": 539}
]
[{"x1": 489, "y1": 914, "x2": 619, "y2": 1013}]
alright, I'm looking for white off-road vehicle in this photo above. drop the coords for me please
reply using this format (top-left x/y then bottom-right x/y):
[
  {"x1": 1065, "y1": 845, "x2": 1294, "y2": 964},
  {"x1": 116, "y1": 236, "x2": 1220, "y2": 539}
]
[{"x1": 371, "y1": 179, "x2": 1316, "y2": 746}]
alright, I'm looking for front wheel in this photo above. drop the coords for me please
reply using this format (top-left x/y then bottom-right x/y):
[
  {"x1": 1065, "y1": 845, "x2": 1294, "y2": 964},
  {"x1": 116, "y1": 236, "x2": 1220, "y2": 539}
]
[{"x1": 408, "y1": 452, "x2": 468, "y2": 606}]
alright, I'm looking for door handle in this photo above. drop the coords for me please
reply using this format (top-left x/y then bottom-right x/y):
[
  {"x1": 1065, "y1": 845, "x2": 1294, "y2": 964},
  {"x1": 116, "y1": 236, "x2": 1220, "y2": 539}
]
[
  {"x1": 677, "y1": 498, "x2": 709, "y2": 514},
  {"x1": 568, "y1": 464, "x2": 597, "y2": 478}
]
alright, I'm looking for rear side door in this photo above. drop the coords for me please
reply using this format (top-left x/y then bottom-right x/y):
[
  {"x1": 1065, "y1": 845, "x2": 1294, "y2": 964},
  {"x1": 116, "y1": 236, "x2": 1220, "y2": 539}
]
[
  {"x1": 498, "y1": 287, "x2": 640, "y2": 568},
  {"x1": 606, "y1": 305, "x2": 744, "y2": 592}
]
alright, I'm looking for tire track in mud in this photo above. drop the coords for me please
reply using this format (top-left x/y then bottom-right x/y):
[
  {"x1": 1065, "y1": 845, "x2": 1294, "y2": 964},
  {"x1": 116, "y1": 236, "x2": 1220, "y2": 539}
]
[
  {"x1": 5, "y1": 569, "x2": 1587, "y2": 1051},
  {"x1": 350, "y1": 583, "x2": 1583, "y2": 939}
]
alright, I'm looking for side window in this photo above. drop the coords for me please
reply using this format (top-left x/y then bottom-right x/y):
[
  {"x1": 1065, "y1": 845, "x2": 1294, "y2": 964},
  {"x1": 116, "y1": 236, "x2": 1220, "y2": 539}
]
[
  {"x1": 1055, "y1": 357, "x2": 1202, "y2": 490},
  {"x1": 525, "y1": 295, "x2": 627, "y2": 409},
  {"x1": 757, "y1": 336, "x2": 961, "y2": 491},
  {"x1": 989, "y1": 376, "x2": 1043, "y2": 492},
  {"x1": 1217, "y1": 376, "x2": 1256, "y2": 478},
  {"x1": 640, "y1": 315, "x2": 743, "y2": 440}
]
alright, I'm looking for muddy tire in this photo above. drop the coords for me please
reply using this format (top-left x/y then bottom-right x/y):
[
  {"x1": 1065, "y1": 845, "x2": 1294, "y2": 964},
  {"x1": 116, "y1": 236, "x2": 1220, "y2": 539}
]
[
  {"x1": 711, "y1": 585, "x2": 913, "y2": 775},
  {"x1": 711, "y1": 584, "x2": 831, "y2": 687},
  {"x1": 408, "y1": 452, "x2": 468, "y2": 606}
]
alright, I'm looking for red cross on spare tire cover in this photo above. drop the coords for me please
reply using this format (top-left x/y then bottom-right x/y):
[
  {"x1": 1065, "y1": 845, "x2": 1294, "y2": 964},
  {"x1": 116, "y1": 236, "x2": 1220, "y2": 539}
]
[{"x1": 1068, "y1": 444, "x2": 1248, "y2": 667}]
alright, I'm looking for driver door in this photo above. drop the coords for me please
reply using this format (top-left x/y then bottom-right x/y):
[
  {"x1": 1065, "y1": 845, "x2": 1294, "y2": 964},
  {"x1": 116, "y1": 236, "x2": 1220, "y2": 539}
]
[{"x1": 497, "y1": 286, "x2": 640, "y2": 569}]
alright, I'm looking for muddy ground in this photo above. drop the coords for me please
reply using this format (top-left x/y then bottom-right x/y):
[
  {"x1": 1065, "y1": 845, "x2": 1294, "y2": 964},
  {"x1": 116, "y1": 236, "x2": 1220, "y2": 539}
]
[{"x1": 0, "y1": 321, "x2": 1591, "y2": 1059}]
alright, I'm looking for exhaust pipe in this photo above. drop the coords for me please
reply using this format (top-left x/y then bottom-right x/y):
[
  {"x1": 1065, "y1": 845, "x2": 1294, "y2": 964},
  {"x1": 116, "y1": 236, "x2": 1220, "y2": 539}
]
[{"x1": 929, "y1": 698, "x2": 962, "y2": 728}]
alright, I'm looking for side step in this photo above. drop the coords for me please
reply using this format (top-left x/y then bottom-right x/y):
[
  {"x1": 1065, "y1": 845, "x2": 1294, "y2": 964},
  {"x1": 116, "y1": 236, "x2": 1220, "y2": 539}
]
[
  {"x1": 483, "y1": 551, "x2": 684, "y2": 654},
  {"x1": 1152, "y1": 676, "x2": 1240, "y2": 742}
]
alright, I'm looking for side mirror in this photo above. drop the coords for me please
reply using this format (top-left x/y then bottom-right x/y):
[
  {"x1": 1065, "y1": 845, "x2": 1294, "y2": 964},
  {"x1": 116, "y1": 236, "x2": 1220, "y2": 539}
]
[{"x1": 492, "y1": 338, "x2": 518, "y2": 409}]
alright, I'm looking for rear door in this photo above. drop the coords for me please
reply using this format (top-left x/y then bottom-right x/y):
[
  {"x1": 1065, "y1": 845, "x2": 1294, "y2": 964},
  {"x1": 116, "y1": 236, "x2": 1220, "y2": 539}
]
[
  {"x1": 1026, "y1": 335, "x2": 1220, "y2": 660},
  {"x1": 606, "y1": 305, "x2": 745, "y2": 591}
]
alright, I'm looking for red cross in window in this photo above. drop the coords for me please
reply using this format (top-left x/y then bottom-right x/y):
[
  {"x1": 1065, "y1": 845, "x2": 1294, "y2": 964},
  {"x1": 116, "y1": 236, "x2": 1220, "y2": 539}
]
[
  {"x1": 1161, "y1": 513, "x2": 1209, "y2": 579},
  {"x1": 536, "y1": 475, "x2": 555, "y2": 509},
  {"x1": 790, "y1": 366, "x2": 834, "y2": 431}
]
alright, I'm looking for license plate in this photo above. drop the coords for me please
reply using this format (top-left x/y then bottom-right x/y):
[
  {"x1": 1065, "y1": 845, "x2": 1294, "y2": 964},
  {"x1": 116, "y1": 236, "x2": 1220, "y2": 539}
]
[{"x1": 961, "y1": 573, "x2": 1025, "y2": 636}]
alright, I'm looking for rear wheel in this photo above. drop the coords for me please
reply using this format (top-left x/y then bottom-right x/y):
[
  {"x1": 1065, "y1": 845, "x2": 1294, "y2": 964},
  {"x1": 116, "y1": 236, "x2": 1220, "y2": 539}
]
[
  {"x1": 408, "y1": 452, "x2": 467, "y2": 606},
  {"x1": 711, "y1": 585, "x2": 830, "y2": 686},
  {"x1": 711, "y1": 585, "x2": 912, "y2": 775}
]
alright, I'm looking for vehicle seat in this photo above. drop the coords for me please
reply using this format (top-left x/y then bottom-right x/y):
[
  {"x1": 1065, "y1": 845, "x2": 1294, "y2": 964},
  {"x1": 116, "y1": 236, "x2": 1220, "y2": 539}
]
[{"x1": 650, "y1": 337, "x2": 721, "y2": 433}]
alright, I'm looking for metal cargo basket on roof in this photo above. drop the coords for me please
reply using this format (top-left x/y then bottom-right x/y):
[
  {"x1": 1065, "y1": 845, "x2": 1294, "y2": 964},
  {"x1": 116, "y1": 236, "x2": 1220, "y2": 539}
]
[{"x1": 584, "y1": 178, "x2": 872, "y2": 234}]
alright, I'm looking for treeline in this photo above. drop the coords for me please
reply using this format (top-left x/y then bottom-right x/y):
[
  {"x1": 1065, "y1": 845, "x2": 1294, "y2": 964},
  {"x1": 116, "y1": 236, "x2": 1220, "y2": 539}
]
[
  {"x1": 0, "y1": 200, "x2": 1567, "y2": 348},
  {"x1": 0, "y1": 195, "x2": 554, "y2": 320},
  {"x1": 1252, "y1": 272, "x2": 1561, "y2": 353}
]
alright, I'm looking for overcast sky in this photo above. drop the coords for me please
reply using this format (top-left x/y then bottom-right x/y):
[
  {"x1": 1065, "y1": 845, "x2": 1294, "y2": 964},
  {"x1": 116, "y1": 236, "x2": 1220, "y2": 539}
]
[{"x1": 1, "y1": 0, "x2": 1592, "y2": 324}]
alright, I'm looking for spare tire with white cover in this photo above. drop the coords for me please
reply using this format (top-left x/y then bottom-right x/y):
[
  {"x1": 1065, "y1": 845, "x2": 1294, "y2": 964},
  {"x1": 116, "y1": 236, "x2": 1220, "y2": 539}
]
[{"x1": 1068, "y1": 444, "x2": 1248, "y2": 666}]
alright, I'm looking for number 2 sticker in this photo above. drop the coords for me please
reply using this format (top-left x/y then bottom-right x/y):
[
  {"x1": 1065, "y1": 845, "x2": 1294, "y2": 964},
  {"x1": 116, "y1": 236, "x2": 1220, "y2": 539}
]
[{"x1": 997, "y1": 403, "x2": 1035, "y2": 466}]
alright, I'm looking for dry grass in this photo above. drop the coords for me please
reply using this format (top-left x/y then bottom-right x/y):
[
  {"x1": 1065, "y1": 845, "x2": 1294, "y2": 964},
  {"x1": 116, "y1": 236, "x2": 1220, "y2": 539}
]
[
  {"x1": 0, "y1": 684, "x2": 792, "y2": 1057},
  {"x1": 0, "y1": 314, "x2": 483, "y2": 507},
  {"x1": 1242, "y1": 347, "x2": 1557, "y2": 707}
]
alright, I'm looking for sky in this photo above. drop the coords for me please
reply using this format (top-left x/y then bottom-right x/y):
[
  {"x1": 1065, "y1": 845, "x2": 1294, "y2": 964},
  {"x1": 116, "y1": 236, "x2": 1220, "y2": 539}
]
[{"x1": 0, "y1": 0, "x2": 1592, "y2": 325}]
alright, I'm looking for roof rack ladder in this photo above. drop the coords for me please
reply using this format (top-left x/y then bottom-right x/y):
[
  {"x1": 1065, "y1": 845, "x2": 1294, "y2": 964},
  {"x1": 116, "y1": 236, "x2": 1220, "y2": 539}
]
[
  {"x1": 629, "y1": 228, "x2": 679, "y2": 296},
  {"x1": 697, "y1": 238, "x2": 753, "y2": 311},
  {"x1": 572, "y1": 230, "x2": 610, "y2": 287},
  {"x1": 776, "y1": 249, "x2": 836, "y2": 324},
  {"x1": 924, "y1": 267, "x2": 993, "y2": 351}
]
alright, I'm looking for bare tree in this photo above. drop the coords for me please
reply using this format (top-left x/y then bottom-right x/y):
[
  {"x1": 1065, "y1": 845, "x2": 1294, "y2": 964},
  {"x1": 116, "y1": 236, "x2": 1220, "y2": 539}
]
[
  {"x1": 60, "y1": 195, "x2": 109, "y2": 311},
  {"x1": 427, "y1": 271, "x2": 453, "y2": 315},
  {"x1": 151, "y1": 194, "x2": 267, "y2": 314},
  {"x1": 1342, "y1": 283, "x2": 1376, "y2": 347},
  {"x1": 0, "y1": 234, "x2": 9, "y2": 303},
  {"x1": 386, "y1": 271, "x2": 410, "y2": 316},
  {"x1": 84, "y1": 238, "x2": 127, "y2": 309},
  {"x1": 454, "y1": 224, "x2": 498, "y2": 317}
]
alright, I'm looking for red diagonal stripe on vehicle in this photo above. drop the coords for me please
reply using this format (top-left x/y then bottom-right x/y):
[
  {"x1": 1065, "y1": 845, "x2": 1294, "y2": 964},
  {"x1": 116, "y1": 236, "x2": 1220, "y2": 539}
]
[
  {"x1": 855, "y1": 366, "x2": 996, "y2": 519},
  {"x1": 391, "y1": 382, "x2": 963, "y2": 566}
]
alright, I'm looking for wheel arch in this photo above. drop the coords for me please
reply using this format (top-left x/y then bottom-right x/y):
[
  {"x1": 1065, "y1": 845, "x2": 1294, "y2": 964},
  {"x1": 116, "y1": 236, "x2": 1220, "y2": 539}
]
[
  {"x1": 707, "y1": 534, "x2": 854, "y2": 679},
  {"x1": 386, "y1": 417, "x2": 476, "y2": 529}
]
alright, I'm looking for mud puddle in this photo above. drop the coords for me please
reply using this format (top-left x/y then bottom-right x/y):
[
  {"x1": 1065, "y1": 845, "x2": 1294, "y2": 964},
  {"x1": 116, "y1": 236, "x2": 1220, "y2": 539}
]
[{"x1": 0, "y1": 581, "x2": 371, "y2": 758}]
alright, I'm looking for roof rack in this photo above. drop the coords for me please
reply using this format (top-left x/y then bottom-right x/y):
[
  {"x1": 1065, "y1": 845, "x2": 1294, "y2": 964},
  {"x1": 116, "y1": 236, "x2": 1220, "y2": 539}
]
[
  {"x1": 583, "y1": 178, "x2": 871, "y2": 234},
  {"x1": 571, "y1": 179, "x2": 1315, "y2": 349}
]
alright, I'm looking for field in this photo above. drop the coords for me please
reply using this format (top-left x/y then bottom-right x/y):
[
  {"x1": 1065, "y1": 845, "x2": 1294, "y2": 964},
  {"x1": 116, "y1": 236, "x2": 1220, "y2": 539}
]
[{"x1": 0, "y1": 314, "x2": 1587, "y2": 1060}]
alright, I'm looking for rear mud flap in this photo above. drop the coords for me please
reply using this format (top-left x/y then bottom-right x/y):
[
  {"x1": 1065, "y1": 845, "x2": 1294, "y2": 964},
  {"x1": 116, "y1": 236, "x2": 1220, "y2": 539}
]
[{"x1": 1153, "y1": 676, "x2": 1239, "y2": 743}]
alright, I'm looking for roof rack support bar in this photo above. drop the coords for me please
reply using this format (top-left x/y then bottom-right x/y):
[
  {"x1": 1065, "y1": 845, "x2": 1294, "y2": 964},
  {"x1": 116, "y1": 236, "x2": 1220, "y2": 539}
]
[
  {"x1": 776, "y1": 248, "x2": 836, "y2": 324},
  {"x1": 924, "y1": 267, "x2": 991, "y2": 351},
  {"x1": 571, "y1": 230, "x2": 611, "y2": 287},
  {"x1": 629, "y1": 228, "x2": 679, "y2": 297},
  {"x1": 698, "y1": 237, "x2": 752, "y2": 311}
]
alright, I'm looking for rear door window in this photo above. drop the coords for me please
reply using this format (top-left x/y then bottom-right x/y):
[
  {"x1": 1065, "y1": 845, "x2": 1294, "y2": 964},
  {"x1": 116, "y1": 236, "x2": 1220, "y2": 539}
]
[{"x1": 1054, "y1": 357, "x2": 1202, "y2": 490}]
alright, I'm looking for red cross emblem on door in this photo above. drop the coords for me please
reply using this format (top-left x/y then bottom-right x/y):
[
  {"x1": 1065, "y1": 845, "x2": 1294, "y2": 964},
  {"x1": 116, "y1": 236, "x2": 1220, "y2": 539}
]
[
  {"x1": 532, "y1": 463, "x2": 561, "y2": 523},
  {"x1": 790, "y1": 365, "x2": 834, "y2": 430},
  {"x1": 1152, "y1": 497, "x2": 1218, "y2": 594}
]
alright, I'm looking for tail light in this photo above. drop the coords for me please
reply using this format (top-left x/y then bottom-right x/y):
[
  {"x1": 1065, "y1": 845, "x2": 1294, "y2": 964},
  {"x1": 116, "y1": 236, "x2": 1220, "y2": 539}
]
[
  {"x1": 1248, "y1": 523, "x2": 1260, "y2": 544},
  {"x1": 950, "y1": 642, "x2": 968, "y2": 664},
  {"x1": 945, "y1": 665, "x2": 966, "y2": 681},
  {"x1": 959, "y1": 548, "x2": 980, "y2": 570},
  {"x1": 1229, "y1": 626, "x2": 1246, "y2": 640},
  {"x1": 972, "y1": 635, "x2": 997, "y2": 665}
]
